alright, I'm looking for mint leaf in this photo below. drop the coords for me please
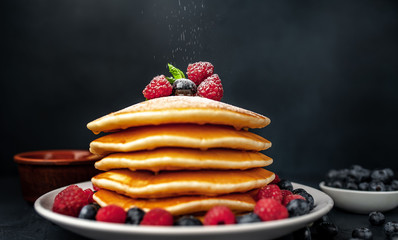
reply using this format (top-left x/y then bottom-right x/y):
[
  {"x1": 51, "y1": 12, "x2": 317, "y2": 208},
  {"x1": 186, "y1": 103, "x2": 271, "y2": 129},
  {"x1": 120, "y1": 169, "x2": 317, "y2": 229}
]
[
  {"x1": 168, "y1": 63, "x2": 185, "y2": 80},
  {"x1": 165, "y1": 76, "x2": 176, "y2": 84}
]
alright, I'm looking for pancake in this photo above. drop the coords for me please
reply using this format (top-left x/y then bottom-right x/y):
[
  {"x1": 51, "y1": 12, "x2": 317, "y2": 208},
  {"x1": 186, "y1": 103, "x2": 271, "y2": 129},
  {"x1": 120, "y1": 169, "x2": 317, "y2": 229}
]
[
  {"x1": 87, "y1": 96, "x2": 270, "y2": 134},
  {"x1": 91, "y1": 168, "x2": 274, "y2": 198},
  {"x1": 93, "y1": 189, "x2": 256, "y2": 216},
  {"x1": 94, "y1": 148, "x2": 273, "y2": 172},
  {"x1": 89, "y1": 124, "x2": 271, "y2": 155}
]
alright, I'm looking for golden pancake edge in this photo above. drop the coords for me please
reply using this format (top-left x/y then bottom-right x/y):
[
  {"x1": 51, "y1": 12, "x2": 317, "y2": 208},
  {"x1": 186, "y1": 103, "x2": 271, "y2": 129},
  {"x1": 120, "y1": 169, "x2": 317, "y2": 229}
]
[
  {"x1": 93, "y1": 189, "x2": 256, "y2": 216},
  {"x1": 91, "y1": 168, "x2": 275, "y2": 198},
  {"x1": 89, "y1": 124, "x2": 271, "y2": 155},
  {"x1": 94, "y1": 147, "x2": 273, "y2": 172},
  {"x1": 87, "y1": 96, "x2": 270, "y2": 134}
]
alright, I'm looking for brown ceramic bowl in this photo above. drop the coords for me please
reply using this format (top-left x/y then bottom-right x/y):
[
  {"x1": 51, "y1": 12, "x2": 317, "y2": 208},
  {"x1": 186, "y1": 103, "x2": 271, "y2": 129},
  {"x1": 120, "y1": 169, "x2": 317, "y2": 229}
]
[{"x1": 14, "y1": 149, "x2": 101, "y2": 203}]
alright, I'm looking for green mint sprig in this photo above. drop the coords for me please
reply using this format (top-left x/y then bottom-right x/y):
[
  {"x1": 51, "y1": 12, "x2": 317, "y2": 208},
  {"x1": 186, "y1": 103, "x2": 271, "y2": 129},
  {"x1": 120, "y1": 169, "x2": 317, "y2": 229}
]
[{"x1": 166, "y1": 63, "x2": 185, "y2": 84}]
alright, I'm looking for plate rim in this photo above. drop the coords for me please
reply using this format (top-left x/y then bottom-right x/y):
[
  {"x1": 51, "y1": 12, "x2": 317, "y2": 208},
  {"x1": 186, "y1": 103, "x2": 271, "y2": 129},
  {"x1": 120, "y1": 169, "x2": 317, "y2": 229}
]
[{"x1": 34, "y1": 181, "x2": 334, "y2": 237}]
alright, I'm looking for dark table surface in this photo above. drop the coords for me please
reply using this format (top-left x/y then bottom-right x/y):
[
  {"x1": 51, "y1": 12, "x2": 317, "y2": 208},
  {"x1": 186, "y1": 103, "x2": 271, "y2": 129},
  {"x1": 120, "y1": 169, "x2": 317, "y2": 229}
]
[{"x1": 1, "y1": 175, "x2": 397, "y2": 240}]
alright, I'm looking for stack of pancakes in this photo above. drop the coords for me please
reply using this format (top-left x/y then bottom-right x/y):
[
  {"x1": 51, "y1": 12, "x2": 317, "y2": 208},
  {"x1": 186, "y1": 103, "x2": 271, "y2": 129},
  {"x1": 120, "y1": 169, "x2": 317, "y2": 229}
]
[{"x1": 88, "y1": 96, "x2": 275, "y2": 216}]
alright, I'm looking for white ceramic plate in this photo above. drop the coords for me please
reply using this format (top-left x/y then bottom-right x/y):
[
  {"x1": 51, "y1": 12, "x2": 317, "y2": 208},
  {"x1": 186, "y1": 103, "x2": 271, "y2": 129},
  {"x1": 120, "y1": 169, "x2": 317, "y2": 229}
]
[
  {"x1": 319, "y1": 181, "x2": 398, "y2": 214},
  {"x1": 35, "y1": 181, "x2": 333, "y2": 240}
]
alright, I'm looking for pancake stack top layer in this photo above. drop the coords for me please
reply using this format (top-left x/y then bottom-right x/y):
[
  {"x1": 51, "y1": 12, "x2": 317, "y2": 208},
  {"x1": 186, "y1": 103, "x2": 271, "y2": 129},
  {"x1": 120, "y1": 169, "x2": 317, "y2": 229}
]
[{"x1": 88, "y1": 96, "x2": 274, "y2": 216}]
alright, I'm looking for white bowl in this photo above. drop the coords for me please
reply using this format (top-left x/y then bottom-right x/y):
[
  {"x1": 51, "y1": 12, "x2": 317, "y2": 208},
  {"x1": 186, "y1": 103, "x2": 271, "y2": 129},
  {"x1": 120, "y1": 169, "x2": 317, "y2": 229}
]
[{"x1": 319, "y1": 181, "x2": 398, "y2": 214}]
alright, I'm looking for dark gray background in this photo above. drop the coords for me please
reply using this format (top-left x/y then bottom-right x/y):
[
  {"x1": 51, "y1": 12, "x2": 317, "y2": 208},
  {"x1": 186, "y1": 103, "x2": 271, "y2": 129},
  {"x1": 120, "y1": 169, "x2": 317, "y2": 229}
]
[{"x1": 2, "y1": 0, "x2": 397, "y2": 178}]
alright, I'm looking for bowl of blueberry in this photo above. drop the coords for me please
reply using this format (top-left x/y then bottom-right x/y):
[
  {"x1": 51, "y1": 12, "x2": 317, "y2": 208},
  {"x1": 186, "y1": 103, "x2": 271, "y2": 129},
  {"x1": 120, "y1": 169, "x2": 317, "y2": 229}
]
[{"x1": 319, "y1": 165, "x2": 398, "y2": 214}]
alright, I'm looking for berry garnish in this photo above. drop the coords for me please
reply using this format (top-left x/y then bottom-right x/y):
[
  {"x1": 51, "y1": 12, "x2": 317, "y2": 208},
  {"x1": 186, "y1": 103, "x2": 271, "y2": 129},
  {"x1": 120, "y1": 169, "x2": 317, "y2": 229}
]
[
  {"x1": 96, "y1": 205, "x2": 127, "y2": 223},
  {"x1": 255, "y1": 184, "x2": 283, "y2": 203},
  {"x1": 352, "y1": 227, "x2": 373, "y2": 240},
  {"x1": 142, "y1": 75, "x2": 173, "y2": 100},
  {"x1": 125, "y1": 207, "x2": 146, "y2": 225},
  {"x1": 314, "y1": 221, "x2": 339, "y2": 238},
  {"x1": 384, "y1": 221, "x2": 398, "y2": 237},
  {"x1": 293, "y1": 226, "x2": 312, "y2": 240},
  {"x1": 52, "y1": 185, "x2": 89, "y2": 217},
  {"x1": 254, "y1": 198, "x2": 288, "y2": 221},
  {"x1": 282, "y1": 194, "x2": 305, "y2": 206},
  {"x1": 186, "y1": 61, "x2": 214, "y2": 85},
  {"x1": 175, "y1": 215, "x2": 203, "y2": 226},
  {"x1": 83, "y1": 188, "x2": 94, "y2": 204},
  {"x1": 140, "y1": 208, "x2": 174, "y2": 226},
  {"x1": 281, "y1": 189, "x2": 293, "y2": 199},
  {"x1": 172, "y1": 78, "x2": 197, "y2": 96},
  {"x1": 236, "y1": 212, "x2": 262, "y2": 224},
  {"x1": 78, "y1": 203, "x2": 100, "y2": 220},
  {"x1": 368, "y1": 211, "x2": 385, "y2": 226},
  {"x1": 292, "y1": 189, "x2": 314, "y2": 210},
  {"x1": 286, "y1": 199, "x2": 310, "y2": 217},
  {"x1": 197, "y1": 74, "x2": 223, "y2": 101},
  {"x1": 203, "y1": 206, "x2": 236, "y2": 225},
  {"x1": 276, "y1": 179, "x2": 293, "y2": 191},
  {"x1": 270, "y1": 174, "x2": 281, "y2": 184}
]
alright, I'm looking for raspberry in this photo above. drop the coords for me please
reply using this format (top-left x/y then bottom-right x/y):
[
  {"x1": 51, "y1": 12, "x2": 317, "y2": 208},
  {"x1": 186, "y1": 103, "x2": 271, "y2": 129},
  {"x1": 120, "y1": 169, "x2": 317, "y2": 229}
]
[
  {"x1": 197, "y1": 74, "x2": 223, "y2": 101},
  {"x1": 186, "y1": 61, "x2": 214, "y2": 85},
  {"x1": 254, "y1": 198, "x2": 288, "y2": 221},
  {"x1": 140, "y1": 208, "x2": 173, "y2": 226},
  {"x1": 256, "y1": 184, "x2": 283, "y2": 203},
  {"x1": 271, "y1": 174, "x2": 281, "y2": 184},
  {"x1": 281, "y1": 190, "x2": 293, "y2": 199},
  {"x1": 203, "y1": 205, "x2": 236, "y2": 225},
  {"x1": 52, "y1": 185, "x2": 89, "y2": 217},
  {"x1": 282, "y1": 194, "x2": 305, "y2": 206},
  {"x1": 142, "y1": 75, "x2": 173, "y2": 100},
  {"x1": 96, "y1": 205, "x2": 127, "y2": 223},
  {"x1": 83, "y1": 188, "x2": 94, "y2": 204}
]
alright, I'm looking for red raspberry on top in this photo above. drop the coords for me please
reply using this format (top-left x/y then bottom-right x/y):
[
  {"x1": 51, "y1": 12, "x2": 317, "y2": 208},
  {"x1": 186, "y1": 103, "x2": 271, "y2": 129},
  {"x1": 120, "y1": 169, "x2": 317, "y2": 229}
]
[
  {"x1": 197, "y1": 74, "x2": 223, "y2": 101},
  {"x1": 256, "y1": 184, "x2": 283, "y2": 203},
  {"x1": 142, "y1": 75, "x2": 173, "y2": 100},
  {"x1": 96, "y1": 205, "x2": 127, "y2": 223},
  {"x1": 282, "y1": 194, "x2": 306, "y2": 206},
  {"x1": 203, "y1": 205, "x2": 236, "y2": 225},
  {"x1": 140, "y1": 208, "x2": 173, "y2": 226},
  {"x1": 186, "y1": 61, "x2": 214, "y2": 85},
  {"x1": 254, "y1": 198, "x2": 288, "y2": 221},
  {"x1": 52, "y1": 185, "x2": 88, "y2": 217}
]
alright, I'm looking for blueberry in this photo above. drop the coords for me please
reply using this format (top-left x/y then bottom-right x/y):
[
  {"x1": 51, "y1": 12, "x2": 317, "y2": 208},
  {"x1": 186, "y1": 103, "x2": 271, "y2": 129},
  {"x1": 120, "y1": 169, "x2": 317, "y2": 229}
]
[
  {"x1": 391, "y1": 180, "x2": 398, "y2": 191},
  {"x1": 390, "y1": 233, "x2": 398, "y2": 240},
  {"x1": 371, "y1": 169, "x2": 390, "y2": 183},
  {"x1": 352, "y1": 227, "x2": 373, "y2": 240},
  {"x1": 294, "y1": 190, "x2": 315, "y2": 210},
  {"x1": 314, "y1": 215, "x2": 330, "y2": 225},
  {"x1": 174, "y1": 215, "x2": 203, "y2": 226},
  {"x1": 172, "y1": 78, "x2": 197, "y2": 96},
  {"x1": 384, "y1": 221, "x2": 398, "y2": 237},
  {"x1": 325, "y1": 169, "x2": 339, "y2": 181},
  {"x1": 349, "y1": 166, "x2": 370, "y2": 183},
  {"x1": 125, "y1": 207, "x2": 145, "y2": 225},
  {"x1": 293, "y1": 226, "x2": 312, "y2": 240},
  {"x1": 236, "y1": 212, "x2": 262, "y2": 224},
  {"x1": 315, "y1": 221, "x2": 339, "y2": 237},
  {"x1": 78, "y1": 204, "x2": 100, "y2": 220},
  {"x1": 286, "y1": 199, "x2": 310, "y2": 217},
  {"x1": 345, "y1": 181, "x2": 359, "y2": 190},
  {"x1": 277, "y1": 179, "x2": 293, "y2": 191},
  {"x1": 358, "y1": 182, "x2": 369, "y2": 191},
  {"x1": 368, "y1": 181, "x2": 386, "y2": 191},
  {"x1": 331, "y1": 180, "x2": 344, "y2": 188},
  {"x1": 368, "y1": 211, "x2": 385, "y2": 226}
]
